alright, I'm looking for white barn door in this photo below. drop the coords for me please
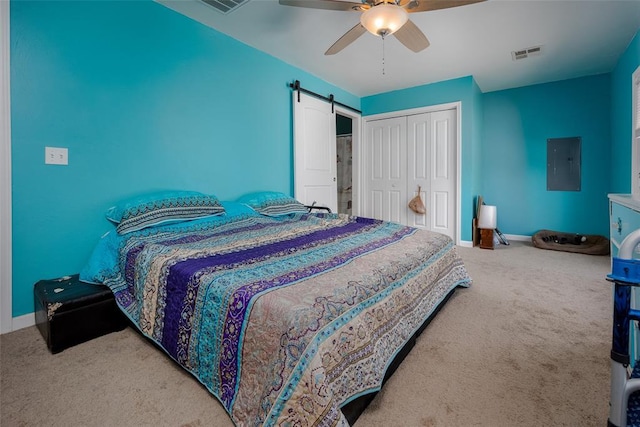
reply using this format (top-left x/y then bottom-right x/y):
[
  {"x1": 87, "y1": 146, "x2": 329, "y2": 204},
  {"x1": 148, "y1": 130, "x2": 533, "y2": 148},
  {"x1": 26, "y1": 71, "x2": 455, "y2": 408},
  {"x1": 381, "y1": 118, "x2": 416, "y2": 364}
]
[
  {"x1": 362, "y1": 116, "x2": 408, "y2": 225},
  {"x1": 293, "y1": 92, "x2": 337, "y2": 212}
]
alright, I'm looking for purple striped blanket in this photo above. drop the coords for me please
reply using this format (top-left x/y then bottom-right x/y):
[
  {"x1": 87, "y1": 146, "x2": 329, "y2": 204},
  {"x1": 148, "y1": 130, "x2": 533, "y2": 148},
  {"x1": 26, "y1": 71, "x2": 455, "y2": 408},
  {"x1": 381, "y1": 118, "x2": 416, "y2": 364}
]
[{"x1": 81, "y1": 210, "x2": 471, "y2": 426}]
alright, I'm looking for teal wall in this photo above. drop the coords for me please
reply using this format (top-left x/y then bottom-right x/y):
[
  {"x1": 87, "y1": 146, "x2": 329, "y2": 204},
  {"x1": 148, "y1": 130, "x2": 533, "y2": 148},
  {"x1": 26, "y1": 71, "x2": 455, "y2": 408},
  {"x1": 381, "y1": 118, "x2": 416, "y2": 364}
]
[
  {"x1": 361, "y1": 76, "x2": 483, "y2": 242},
  {"x1": 10, "y1": 0, "x2": 358, "y2": 317},
  {"x1": 481, "y1": 75, "x2": 612, "y2": 237},
  {"x1": 611, "y1": 30, "x2": 640, "y2": 193}
]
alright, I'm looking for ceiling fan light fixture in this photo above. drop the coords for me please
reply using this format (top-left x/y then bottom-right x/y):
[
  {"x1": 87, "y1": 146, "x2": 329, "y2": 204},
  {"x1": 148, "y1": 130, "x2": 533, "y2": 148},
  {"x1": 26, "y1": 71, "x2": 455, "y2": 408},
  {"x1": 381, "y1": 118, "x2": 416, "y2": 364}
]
[{"x1": 360, "y1": 4, "x2": 408, "y2": 37}]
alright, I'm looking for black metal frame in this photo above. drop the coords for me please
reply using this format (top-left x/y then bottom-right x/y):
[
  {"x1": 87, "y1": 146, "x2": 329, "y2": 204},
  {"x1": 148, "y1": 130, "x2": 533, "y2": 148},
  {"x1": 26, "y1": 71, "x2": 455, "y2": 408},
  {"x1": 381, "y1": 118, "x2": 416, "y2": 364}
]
[
  {"x1": 289, "y1": 80, "x2": 361, "y2": 114},
  {"x1": 340, "y1": 287, "x2": 459, "y2": 424},
  {"x1": 305, "y1": 204, "x2": 332, "y2": 213}
]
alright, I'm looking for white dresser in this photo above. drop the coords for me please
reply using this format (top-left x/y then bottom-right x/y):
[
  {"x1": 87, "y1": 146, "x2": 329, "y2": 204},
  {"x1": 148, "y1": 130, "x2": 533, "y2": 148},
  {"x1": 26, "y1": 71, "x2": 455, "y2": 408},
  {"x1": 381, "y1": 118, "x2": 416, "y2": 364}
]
[
  {"x1": 609, "y1": 194, "x2": 640, "y2": 366},
  {"x1": 609, "y1": 194, "x2": 640, "y2": 259}
]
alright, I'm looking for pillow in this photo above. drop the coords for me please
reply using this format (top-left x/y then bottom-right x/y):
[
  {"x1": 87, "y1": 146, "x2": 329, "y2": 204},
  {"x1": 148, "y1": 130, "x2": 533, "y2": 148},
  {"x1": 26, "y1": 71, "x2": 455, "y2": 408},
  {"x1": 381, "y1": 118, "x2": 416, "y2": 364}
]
[
  {"x1": 221, "y1": 200, "x2": 260, "y2": 218},
  {"x1": 106, "y1": 190, "x2": 225, "y2": 234},
  {"x1": 236, "y1": 191, "x2": 308, "y2": 217}
]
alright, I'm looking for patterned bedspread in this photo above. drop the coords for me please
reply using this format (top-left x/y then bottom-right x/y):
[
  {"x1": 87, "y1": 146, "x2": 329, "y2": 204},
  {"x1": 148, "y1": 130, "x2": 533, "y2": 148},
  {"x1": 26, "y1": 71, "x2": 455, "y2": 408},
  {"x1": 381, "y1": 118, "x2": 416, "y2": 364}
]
[{"x1": 81, "y1": 207, "x2": 471, "y2": 426}]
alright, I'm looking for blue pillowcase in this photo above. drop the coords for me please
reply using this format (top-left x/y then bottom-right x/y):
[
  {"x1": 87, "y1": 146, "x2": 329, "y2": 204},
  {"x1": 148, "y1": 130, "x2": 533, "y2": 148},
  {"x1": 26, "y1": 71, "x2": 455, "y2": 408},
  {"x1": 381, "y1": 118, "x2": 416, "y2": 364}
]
[
  {"x1": 236, "y1": 191, "x2": 308, "y2": 217},
  {"x1": 106, "y1": 190, "x2": 225, "y2": 234},
  {"x1": 221, "y1": 200, "x2": 258, "y2": 218},
  {"x1": 82, "y1": 200, "x2": 256, "y2": 284},
  {"x1": 79, "y1": 230, "x2": 121, "y2": 284}
]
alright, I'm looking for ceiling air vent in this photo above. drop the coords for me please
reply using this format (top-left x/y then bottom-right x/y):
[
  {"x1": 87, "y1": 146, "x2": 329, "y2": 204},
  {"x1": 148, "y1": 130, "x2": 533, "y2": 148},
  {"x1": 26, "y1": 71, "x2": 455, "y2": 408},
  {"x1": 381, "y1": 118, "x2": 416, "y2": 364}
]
[
  {"x1": 511, "y1": 45, "x2": 543, "y2": 61},
  {"x1": 200, "y1": 0, "x2": 249, "y2": 14}
]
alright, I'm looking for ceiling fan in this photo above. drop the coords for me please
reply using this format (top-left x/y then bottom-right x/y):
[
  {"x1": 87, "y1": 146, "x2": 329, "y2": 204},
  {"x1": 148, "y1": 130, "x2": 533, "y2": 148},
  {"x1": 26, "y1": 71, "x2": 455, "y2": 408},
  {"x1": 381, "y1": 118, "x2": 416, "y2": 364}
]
[{"x1": 279, "y1": 0, "x2": 485, "y2": 55}]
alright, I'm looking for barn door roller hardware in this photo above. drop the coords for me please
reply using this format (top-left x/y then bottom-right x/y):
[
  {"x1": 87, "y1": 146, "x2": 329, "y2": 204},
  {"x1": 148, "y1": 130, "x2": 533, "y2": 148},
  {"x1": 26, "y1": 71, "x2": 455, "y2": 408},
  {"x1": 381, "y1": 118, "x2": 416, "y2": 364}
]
[{"x1": 288, "y1": 80, "x2": 361, "y2": 114}]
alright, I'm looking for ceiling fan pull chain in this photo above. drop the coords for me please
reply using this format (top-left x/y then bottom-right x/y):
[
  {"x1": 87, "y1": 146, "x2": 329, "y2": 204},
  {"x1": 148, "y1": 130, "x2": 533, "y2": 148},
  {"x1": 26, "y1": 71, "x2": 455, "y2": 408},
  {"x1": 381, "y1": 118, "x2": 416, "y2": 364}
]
[{"x1": 382, "y1": 35, "x2": 386, "y2": 75}]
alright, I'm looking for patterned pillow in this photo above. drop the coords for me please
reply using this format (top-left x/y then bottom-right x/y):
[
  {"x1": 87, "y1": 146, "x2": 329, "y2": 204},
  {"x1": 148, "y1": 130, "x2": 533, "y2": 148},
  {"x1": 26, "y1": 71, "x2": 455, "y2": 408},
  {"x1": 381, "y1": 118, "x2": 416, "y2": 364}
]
[
  {"x1": 236, "y1": 191, "x2": 308, "y2": 217},
  {"x1": 106, "y1": 190, "x2": 225, "y2": 234}
]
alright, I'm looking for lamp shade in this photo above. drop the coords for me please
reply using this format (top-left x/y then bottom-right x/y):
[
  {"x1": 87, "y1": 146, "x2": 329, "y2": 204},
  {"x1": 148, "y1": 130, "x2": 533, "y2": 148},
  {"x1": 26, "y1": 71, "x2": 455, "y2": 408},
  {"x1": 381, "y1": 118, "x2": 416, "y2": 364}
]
[
  {"x1": 360, "y1": 4, "x2": 408, "y2": 37},
  {"x1": 478, "y1": 205, "x2": 497, "y2": 229}
]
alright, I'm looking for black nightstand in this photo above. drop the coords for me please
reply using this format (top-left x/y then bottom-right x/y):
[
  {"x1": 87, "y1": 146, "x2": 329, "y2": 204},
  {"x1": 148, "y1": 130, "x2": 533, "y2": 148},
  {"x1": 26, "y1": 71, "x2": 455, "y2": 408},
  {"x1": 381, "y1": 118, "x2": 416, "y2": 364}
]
[{"x1": 34, "y1": 274, "x2": 128, "y2": 353}]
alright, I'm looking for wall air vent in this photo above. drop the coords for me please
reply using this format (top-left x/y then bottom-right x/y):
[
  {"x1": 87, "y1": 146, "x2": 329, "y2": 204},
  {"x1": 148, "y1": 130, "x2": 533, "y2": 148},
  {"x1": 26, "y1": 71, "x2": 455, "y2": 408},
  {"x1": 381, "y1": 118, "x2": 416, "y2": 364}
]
[
  {"x1": 200, "y1": 0, "x2": 249, "y2": 14},
  {"x1": 511, "y1": 45, "x2": 543, "y2": 61}
]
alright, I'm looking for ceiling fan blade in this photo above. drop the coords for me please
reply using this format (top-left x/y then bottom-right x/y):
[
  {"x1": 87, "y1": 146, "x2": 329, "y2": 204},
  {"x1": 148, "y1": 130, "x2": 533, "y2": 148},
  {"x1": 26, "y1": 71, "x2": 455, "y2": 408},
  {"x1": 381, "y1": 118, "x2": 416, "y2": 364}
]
[
  {"x1": 278, "y1": 0, "x2": 363, "y2": 12},
  {"x1": 402, "y1": 0, "x2": 485, "y2": 13},
  {"x1": 393, "y1": 19, "x2": 430, "y2": 53},
  {"x1": 325, "y1": 23, "x2": 367, "y2": 55}
]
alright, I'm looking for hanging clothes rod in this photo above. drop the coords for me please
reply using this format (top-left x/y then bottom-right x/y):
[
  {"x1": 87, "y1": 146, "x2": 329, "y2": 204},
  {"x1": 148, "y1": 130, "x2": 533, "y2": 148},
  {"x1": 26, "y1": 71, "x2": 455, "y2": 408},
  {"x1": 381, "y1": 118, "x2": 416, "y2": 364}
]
[{"x1": 289, "y1": 80, "x2": 361, "y2": 114}]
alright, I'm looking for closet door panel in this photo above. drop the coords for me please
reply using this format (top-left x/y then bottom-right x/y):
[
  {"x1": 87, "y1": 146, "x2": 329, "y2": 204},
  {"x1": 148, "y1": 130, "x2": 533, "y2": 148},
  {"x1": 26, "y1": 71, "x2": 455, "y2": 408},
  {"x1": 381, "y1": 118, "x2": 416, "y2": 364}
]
[
  {"x1": 409, "y1": 187, "x2": 428, "y2": 228},
  {"x1": 410, "y1": 117, "x2": 429, "y2": 180},
  {"x1": 429, "y1": 110, "x2": 456, "y2": 239},
  {"x1": 389, "y1": 126, "x2": 403, "y2": 180},
  {"x1": 389, "y1": 190, "x2": 404, "y2": 224},
  {"x1": 434, "y1": 121, "x2": 449, "y2": 179},
  {"x1": 363, "y1": 117, "x2": 407, "y2": 225},
  {"x1": 407, "y1": 113, "x2": 430, "y2": 229},
  {"x1": 371, "y1": 190, "x2": 384, "y2": 219},
  {"x1": 433, "y1": 191, "x2": 449, "y2": 230}
]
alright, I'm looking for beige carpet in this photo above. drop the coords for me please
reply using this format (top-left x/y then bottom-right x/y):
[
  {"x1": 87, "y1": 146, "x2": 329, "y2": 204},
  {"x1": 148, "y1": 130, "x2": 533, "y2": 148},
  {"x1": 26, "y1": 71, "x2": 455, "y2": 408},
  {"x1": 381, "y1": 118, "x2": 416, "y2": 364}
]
[{"x1": 1, "y1": 241, "x2": 613, "y2": 426}]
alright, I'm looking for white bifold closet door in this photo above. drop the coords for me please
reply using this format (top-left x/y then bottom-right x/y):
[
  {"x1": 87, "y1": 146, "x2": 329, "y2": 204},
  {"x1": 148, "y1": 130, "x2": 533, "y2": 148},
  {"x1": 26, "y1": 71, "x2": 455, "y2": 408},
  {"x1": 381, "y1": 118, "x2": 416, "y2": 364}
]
[{"x1": 362, "y1": 109, "x2": 456, "y2": 240}]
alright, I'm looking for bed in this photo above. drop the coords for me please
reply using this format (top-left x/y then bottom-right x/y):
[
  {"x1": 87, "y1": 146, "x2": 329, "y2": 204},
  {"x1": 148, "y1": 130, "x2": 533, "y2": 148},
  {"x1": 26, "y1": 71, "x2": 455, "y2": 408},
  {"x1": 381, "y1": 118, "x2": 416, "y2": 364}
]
[{"x1": 80, "y1": 190, "x2": 472, "y2": 426}]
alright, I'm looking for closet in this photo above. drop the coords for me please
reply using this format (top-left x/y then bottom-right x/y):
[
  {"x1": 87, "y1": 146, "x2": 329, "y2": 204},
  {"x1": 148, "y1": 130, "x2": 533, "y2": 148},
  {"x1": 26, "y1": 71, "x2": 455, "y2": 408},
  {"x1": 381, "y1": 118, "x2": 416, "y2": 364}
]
[{"x1": 362, "y1": 108, "x2": 457, "y2": 240}]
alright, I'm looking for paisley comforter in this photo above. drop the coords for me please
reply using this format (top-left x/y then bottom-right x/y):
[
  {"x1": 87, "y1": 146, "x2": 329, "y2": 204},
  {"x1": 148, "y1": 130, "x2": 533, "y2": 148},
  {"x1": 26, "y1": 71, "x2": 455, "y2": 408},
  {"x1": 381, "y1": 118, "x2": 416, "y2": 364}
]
[{"x1": 81, "y1": 204, "x2": 471, "y2": 426}]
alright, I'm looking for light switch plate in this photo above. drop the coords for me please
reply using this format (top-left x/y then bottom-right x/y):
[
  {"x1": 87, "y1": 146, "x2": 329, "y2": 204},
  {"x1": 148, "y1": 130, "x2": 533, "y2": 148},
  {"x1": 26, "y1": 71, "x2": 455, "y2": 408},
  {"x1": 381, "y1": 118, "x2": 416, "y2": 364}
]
[{"x1": 45, "y1": 147, "x2": 68, "y2": 165}]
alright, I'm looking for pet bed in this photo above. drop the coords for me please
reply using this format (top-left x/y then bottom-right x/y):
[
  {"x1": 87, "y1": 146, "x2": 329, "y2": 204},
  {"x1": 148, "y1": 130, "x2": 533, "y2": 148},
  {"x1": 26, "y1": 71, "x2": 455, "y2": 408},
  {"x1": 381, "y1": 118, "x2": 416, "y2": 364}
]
[{"x1": 532, "y1": 229, "x2": 610, "y2": 255}]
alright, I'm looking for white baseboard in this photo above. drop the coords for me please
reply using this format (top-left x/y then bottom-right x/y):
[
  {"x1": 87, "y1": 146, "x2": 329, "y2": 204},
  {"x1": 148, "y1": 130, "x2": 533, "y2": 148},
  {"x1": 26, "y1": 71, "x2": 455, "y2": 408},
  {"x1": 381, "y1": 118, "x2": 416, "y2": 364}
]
[
  {"x1": 458, "y1": 234, "x2": 531, "y2": 249},
  {"x1": 504, "y1": 234, "x2": 531, "y2": 242},
  {"x1": 9, "y1": 313, "x2": 35, "y2": 332}
]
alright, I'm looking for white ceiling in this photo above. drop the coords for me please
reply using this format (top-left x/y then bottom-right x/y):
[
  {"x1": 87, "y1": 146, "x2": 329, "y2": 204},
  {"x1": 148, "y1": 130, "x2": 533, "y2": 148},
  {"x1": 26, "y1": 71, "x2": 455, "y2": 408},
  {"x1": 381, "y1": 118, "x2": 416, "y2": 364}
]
[{"x1": 159, "y1": 0, "x2": 640, "y2": 97}]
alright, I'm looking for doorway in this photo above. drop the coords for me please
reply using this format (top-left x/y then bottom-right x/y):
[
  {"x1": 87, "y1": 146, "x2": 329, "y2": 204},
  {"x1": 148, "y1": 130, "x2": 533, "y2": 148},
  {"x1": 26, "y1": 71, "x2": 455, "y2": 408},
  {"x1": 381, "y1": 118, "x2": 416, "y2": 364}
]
[{"x1": 336, "y1": 114, "x2": 353, "y2": 215}]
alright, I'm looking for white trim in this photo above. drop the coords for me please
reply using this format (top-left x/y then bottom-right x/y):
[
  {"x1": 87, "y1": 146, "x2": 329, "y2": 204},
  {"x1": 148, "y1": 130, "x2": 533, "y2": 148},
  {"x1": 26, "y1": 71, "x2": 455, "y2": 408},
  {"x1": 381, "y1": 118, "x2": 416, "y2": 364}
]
[
  {"x1": 503, "y1": 234, "x2": 531, "y2": 242},
  {"x1": 610, "y1": 193, "x2": 640, "y2": 212},
  {"x1": 460, "y1": 234, "x2": 530, "y2": 250},
  {"x1": 632, "y1": 66, "x2": 640, "y2": 201},
  {"x1": 12, "y1": 313, "x2": 36, "y2": 332},
  {"x1": 363, "y1": 102, "x2": 461, "y2": 122},
  {"x1": 362, "y1": 102, "x2": 463, "y2": 246},
  {"x1": 460, "y1": 235, "x2": 530, "y2": 249},
  {"x1": 455, "y1": 103, "x2": 462, "y2": 247},
  {"x1": 0, "y1": 0, "x2": 13, "y2": 334}
]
